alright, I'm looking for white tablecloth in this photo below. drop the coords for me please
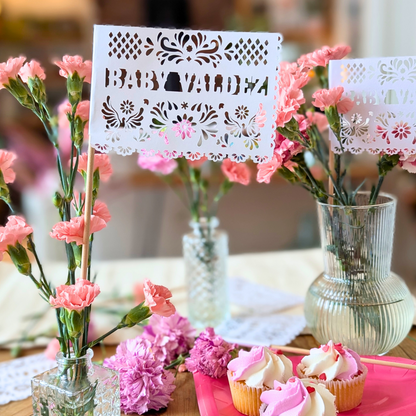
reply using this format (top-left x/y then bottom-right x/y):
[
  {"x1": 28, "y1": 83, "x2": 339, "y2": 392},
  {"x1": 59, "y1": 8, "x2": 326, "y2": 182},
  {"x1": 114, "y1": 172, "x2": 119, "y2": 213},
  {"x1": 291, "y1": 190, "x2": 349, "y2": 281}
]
[{"x1": 1, "y1": 248, "x2": 414, "y2": 346}]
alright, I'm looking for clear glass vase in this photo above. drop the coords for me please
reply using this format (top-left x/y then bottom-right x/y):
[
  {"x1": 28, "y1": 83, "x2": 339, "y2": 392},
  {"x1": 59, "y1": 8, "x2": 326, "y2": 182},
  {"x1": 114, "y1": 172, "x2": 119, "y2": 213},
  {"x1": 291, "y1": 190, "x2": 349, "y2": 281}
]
[
  {"x1": 183, "y1": 217, "x2": 229, "y2": 328},
  {"x1": 305, "y1": 192, "x2": 415, "y2": 355},
  {"x1": 31, "y1": 349, "x2": 120, "y2": 416}
]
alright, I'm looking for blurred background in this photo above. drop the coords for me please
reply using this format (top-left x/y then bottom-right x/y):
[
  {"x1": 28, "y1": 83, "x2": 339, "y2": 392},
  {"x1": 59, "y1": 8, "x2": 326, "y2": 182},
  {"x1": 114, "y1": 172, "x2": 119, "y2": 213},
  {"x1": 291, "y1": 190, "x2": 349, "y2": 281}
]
[{"x1": 1, "y1": 0, "x2": 416, "y2": 291}]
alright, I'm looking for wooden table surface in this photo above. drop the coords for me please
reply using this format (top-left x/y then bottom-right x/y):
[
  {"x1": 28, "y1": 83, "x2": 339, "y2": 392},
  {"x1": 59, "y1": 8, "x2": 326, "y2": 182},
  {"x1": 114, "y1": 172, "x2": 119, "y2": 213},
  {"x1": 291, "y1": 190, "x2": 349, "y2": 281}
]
[{"x1": 2, "y1": 329, "x2": 416, "y2": 416}]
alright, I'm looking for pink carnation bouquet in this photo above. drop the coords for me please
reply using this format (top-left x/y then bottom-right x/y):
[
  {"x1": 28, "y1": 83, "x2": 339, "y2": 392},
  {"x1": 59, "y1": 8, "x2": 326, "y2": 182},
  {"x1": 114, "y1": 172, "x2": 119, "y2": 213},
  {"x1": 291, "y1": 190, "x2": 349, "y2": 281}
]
[
  {"x1": 0, "y1": 56, "x2": 176, "y2": 361},
  {"x1": 257, "y1": 44, "x2": 401, "y2": 205}
]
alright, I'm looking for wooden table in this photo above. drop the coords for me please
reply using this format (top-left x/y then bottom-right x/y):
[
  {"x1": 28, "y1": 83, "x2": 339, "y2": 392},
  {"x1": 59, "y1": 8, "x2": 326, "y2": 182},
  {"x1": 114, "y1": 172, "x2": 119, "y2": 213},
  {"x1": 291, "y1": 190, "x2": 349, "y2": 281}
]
[{"x1": 2, "y1": 329, "x2": 416, "y2": 416}]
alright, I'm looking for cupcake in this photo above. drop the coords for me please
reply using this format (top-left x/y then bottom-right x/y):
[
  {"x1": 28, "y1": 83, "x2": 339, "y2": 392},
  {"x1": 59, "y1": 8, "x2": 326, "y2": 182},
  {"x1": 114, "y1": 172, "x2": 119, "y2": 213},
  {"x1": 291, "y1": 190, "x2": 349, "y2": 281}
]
[
  {"x1": 260, "y1": 377, "x2": 337, "y2": 416},
  {"x1": 297, "y1": 340, "x2": 367, "y2": 412},
  {"x1": 227, "y1": 346, "x2": 293, "y2": 416}
]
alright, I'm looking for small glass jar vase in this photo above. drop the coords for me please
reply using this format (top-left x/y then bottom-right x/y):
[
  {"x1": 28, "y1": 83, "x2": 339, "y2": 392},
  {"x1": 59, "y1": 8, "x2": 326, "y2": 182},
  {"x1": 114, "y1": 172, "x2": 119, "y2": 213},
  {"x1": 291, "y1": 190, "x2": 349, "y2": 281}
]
[
  {"x1": 31, "y1": 349, "x2": 119, "y2": 416},
  {"x1": 183, "y1": 217, "x2": 229, "y2": 328},
  {"x1": 305, "y1": 192, "x2": 414, "y2": 355}
]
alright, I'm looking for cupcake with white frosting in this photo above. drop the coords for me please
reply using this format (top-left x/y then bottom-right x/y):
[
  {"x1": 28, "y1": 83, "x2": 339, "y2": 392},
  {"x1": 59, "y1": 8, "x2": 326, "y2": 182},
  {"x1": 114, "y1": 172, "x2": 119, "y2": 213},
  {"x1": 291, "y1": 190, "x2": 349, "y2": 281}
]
[
  {"x1": 227, "y1": 346, "x2": 293, "y2": 416},
  {"x1": 297, "y1": 340, "x2": 367, "y2": 412},
  {"x1": 260, "y1": 377, "x2": 337, "y2": 416}
]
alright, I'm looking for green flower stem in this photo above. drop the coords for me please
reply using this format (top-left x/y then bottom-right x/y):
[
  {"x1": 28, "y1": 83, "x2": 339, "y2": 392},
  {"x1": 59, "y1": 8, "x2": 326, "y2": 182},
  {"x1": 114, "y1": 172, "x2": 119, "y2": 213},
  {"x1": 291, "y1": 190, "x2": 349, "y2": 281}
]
[
  {"x1": 164, "y1": 353, "x2": 189, "y2": 371},
  {"x1": 369, "y1": 175, "x2": 384, "y2": 205},
  {"x1": 211, "y1": 179, "x2": 233, "y2": 217},
  {"x1": 83, "y1": 323, "x2": 127, "y2": 353},
  {"x1": 27, "y1": 236, "x2": 52, "y2": 297}
]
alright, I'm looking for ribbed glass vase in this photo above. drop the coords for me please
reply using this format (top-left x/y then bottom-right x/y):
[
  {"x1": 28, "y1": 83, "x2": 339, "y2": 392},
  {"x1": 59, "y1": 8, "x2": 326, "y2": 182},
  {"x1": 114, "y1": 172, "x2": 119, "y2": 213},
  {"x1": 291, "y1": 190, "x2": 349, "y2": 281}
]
[
  {"x1": 31, "y1": 349, "x2": 119, "y2": 416},
  {"x1": 183, "y1": 217, "x2": 229, "y2": 328},
  {"x1": 305, "y1": 192, "x2": 414, "y2": 355}
]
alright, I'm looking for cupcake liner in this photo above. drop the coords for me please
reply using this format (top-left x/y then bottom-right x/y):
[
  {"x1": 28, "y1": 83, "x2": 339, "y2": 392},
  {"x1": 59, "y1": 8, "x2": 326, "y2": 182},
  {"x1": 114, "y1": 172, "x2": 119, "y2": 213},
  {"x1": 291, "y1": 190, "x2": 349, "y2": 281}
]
[
  {"x1": 227, "y1": 370, "x2": 266, "y2": 416},
  {"x1": 297, "y1": 363, "x2": 368, "y2": 412}
]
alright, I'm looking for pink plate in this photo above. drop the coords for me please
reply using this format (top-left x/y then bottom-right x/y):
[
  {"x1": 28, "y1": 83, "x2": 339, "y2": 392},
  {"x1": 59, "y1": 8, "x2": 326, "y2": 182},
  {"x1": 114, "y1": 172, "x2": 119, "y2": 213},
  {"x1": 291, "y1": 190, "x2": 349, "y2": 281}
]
[{"x1": 193, "y1": 355, "x2": 416, "y2": 415}]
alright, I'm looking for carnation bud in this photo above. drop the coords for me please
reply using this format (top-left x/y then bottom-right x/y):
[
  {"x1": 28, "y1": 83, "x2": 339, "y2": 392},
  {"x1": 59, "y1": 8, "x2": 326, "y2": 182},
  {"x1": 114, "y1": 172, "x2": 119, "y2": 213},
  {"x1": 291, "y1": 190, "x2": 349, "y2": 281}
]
[
  {"x1": 92, "y1": 169, "x2": 100, "y2": 191},
  {"x1": 121, "y1": 303, "x2": 151, "y2": 328},
  {"x1": 72, "y1": 117, "x2": 85, "y2": 149},
  {"x1": 7, "y1": 242, "x2": 32, "y2": 276},
  {"x1": 277, "y1": 117, "x2": 300, "y2": 140},
  {"x1": 378, "y1": 154, "x2": 400, "y2": 177},
  {"x1": 64, "y1": 309, "x2": 84, "y2": 339},
  {"x1": 0, "y1": 171, "x2": 10, "y2": 202},
  {"x1": 52, "y1": 192, "x2": 63, "y2": 209},
  {"x1": 27, "y1": 76, "x2": 47, "y2": 105},
  {"x1": 6, "y1": 78, "x2": 35, "y2": 110},
  {"x1": 67, "y1": 72, "x2": 83, "y2": 107},
  {"x1": 72, "y1": 243, "x2": 82, "y2": 268},
  {"x1": 324, "y1": 106, "x2": 341, "y2": 135}
]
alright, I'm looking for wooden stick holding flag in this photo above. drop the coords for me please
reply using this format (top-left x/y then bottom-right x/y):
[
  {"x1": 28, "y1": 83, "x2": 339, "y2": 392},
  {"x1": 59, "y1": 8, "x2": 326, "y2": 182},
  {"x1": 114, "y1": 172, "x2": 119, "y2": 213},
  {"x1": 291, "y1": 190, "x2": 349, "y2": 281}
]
[{"x1": 80, "y1": 142, "x2": 95, "y2": 280}]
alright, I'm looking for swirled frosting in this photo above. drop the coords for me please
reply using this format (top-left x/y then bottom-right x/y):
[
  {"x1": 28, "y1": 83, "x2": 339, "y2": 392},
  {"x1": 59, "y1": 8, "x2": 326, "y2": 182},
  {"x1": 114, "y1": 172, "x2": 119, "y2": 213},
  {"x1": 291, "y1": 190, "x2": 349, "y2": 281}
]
[
  {"x1": 227, "y1": 346, "x2": 293, "y2": 388},
  {"x1": 300, "y1": 340, "x2": 363, "y2": 381},
  {"x1": 260, "y1": 377, "x2": 337, "y2": 416}
]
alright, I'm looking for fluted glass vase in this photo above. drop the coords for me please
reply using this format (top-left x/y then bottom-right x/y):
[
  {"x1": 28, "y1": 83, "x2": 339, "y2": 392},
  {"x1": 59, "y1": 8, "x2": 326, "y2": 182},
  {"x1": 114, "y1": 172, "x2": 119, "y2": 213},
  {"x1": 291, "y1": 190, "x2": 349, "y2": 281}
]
[
  {"x1": 31, "y1": 349, "x2": 119, "y2": 416},
  {"x1": 305, "y1": 192, "x2": 414, "y2": 355},
  {"x1": 183, "y1": 217, "x2": 229, "y2": 328}
]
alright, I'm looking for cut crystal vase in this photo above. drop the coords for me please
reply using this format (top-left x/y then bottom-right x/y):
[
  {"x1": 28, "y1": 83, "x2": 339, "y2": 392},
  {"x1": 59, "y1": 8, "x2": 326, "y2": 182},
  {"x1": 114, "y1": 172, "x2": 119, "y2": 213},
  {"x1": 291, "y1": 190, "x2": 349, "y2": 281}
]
[
  {"x1": 305, "y1": 192, "x2": 414, "y2": 355},
  {"x1": 183, "y1": 217, "x2": 229, "y2": 328},
  {"x1": 31, "y1": 349, "x2": 119, "y2": 416}
]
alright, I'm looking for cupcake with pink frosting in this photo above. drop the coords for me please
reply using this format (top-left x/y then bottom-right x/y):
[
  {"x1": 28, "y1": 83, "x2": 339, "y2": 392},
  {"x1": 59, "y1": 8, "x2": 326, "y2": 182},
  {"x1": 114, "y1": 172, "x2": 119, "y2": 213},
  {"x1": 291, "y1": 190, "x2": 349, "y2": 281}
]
[
  {"x1": 260, "y1": 377, "x2": 337, "y2": 416},
  {"x1": 227, "y1": 346, "x2": 293, "y2": 416},
  {"x1": 297, "y1": 340, "x2": 367, "y2": 412}
]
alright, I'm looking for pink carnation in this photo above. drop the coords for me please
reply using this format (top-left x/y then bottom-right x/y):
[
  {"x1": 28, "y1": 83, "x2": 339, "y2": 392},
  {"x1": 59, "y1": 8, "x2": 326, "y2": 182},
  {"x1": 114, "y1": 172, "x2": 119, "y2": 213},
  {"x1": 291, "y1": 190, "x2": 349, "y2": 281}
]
[
  {"x1": 62, "y1": 100, "x2": 90, "y2": 122},
  {"x1": 103, "y1": 338, "x2": 176, "y2": 414},
  {"x1": 44, "y1": 338, "x2": 60, "y2": 360},
  {"x1": 77, "y1": 153, "x2": 113, "y2": 182},
  {"x1": 91, "y1": 200, "x2": 111, "y2": 223},
  {"x1": 185, "y1": 327, "x2": 237, "y2": 378},
  {"x1": 188, "y1": 156, "x2": 208, "y2": 168},
  {"x1": 73, "y1": 194, "x2": 110, "y2": 223},
  {"x1": 49, "y1": 278, "x2": 101, "y2": 311},
  {"x1": 306, "y1": 111, "x2": 328, "y2": 133},
  {"x1": 60, "y1": 100, "x2": 90, "y2": 143},
  {"x1": 0, "y1": 215, "x2": 33, "y2": 260},
  {"x1": 137, "y1": 154, "x2": 177, "y2": 175},
  {"x1": 298, "y1": 44, "x2": 351, "y2": 68},
  {"x1": 133, "y1": 281, "x2": 145, "y2": 304},
  {"x1": 399, "y1": 154, "x2": 416, "y2": 173},
  {"x1": 275, "y1": 86, "x2": 305, "y2": 128},
  {"x1": 50, "y1": 215, "x2": 107, "y2": 245},
  {"x1": 312, "y1": 86, "x2": 354, "y2": 114},
  {"x1": 54, "y1": 55, "x2": 92, "y2": 83},
  {"x1": 279, "y1": 61, "x2": 310, "y2": 90},
  {"x1": 274, "y1": 134, "x2": 303, "y2": 165},
  {"x1": 141, "y1": 312, "x2": 196, "y2": 365},
  {"x1": 143, "y1": 279, "x2": 176, "y2": 317},
  {"x1": 19, "y1": 60, "x2": 46, "y2": 83},
  {"x1": 0, "y1": 150, "x2": 17, "y2": 183},
  {"x1": 256, "y1": 154, "x2": 282, "y2": 184},
  {"x1": 221, "y1": 159, "x2": 251, "y2": 185},
  {"x1": 0, "y1": 57, "x2": 26, "y2": 89}
]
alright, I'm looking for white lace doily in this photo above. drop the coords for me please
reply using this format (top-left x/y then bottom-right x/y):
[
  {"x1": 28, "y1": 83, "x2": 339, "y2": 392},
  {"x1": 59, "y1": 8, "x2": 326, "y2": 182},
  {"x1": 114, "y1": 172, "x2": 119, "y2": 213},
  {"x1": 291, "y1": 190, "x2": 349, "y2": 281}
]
[{"x1": 0, "y1": 353, "x2": 55, "y2": 405}]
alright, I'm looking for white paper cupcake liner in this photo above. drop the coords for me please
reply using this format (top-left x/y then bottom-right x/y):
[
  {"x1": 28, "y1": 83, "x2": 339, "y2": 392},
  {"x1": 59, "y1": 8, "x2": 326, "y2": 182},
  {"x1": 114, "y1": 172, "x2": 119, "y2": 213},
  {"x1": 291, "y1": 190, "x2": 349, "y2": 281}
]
[
  {"x1": 297, "y1": 363, "x2": 368, "y2": 412},
  {"x1": 227, "y1": 370, "x2": 267, "y2": 416}
]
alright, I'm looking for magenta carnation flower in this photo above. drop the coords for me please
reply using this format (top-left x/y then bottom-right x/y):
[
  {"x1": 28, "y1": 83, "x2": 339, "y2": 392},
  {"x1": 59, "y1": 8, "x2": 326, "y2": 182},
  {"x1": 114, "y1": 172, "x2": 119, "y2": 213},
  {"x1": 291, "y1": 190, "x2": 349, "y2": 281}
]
[
  {"x1": 103, "y1": 338, "x2": 175, "y2": 414},
  {"x1": 185, "y1": 327, "x2": 237, "y2": 378},
  {"x1": 141, "y1": 311, "x2": 196, "y2": 365}
]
